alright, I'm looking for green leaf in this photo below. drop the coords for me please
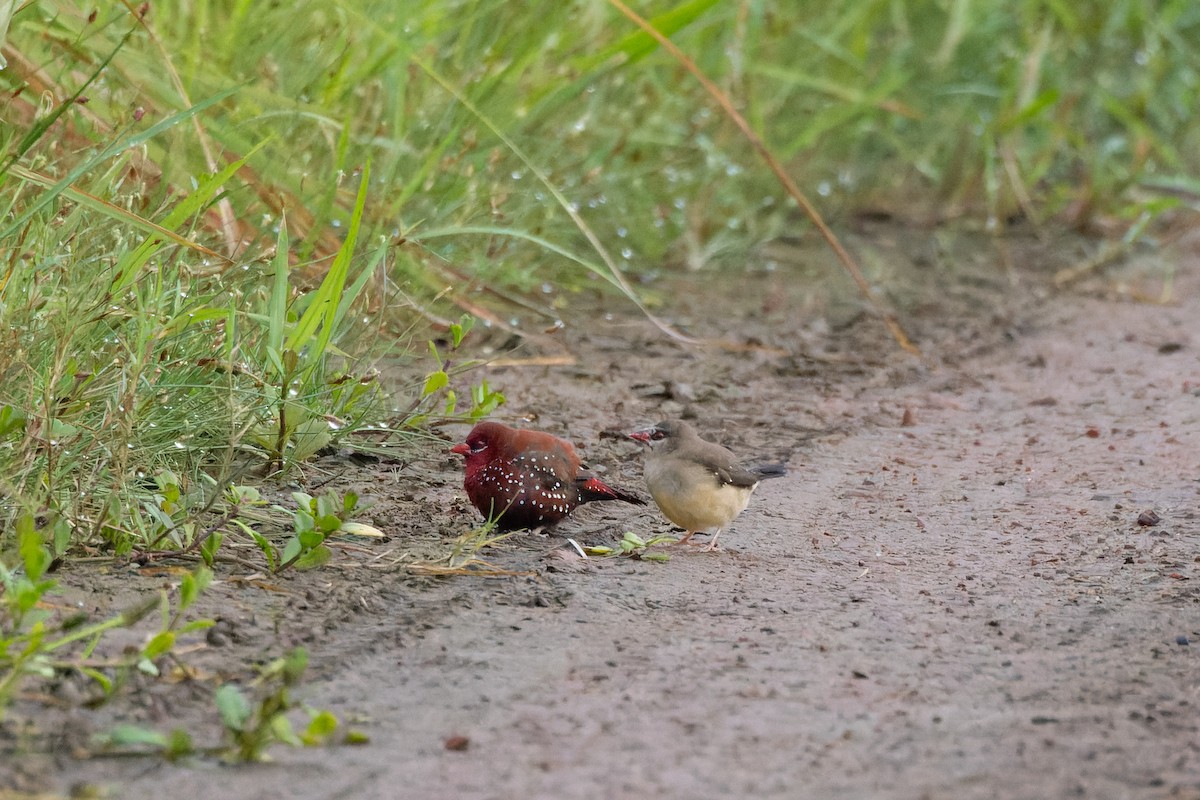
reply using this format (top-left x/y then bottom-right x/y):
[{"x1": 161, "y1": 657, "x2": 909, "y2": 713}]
[
  {"x1": 639, "y1": 552, "x2": 671, "y2": 562},
  {"x1": 302, "y1": 710, "x2": 338, "y2": 745},
  {"x1": 315, "y1": 493, "x2": 338, "y2": 520},
  {"x1": 165, "y1": 728, "x2": 195, "y2": 759},
  {"x1": 228, "y1": 485, "x2": 264, "y2": 505},
  {"x1": 280, "y1": 536, "x2": 302, "y2": 565},
  {"x1": 0, "y1": 404, "x2": 27, "y2": 437},
  {"x1": 283, "y1": 647, "x2": 309, "y2": 682},
  {"x1": 180, "y1": 566, "x2": 212, "y2": 611},
  {"x1": 422, "y1": 370, "x2": 449, "y2": 396},
  {"x1": 215, "y1": 684, "x2": 253, "y2": 732},
  {"x1": 79, "y1": 666, "x2": 113, "y2": 695},
  {"x1": 267, "y1": 222, "x2": 291, "y2": 356},
  {"x1": 294, "y1": 544, "x2": 332, "y2": 570},
  {"x1": 200, "y1": 532, "x2": 223, "y2": 567},
  {"x1": 270, "y1": 714, "x2": 302, "y2": 747},
  {"x1": 290, "y1": 417, "x2": 332, "y2": 462},
  {"x1": 315, "y1": 514, "x2": 342, "y2": 535},
  {"x1": 18, "y1": 514, "x2": 50, "y2": 581},
  {"x1": 100, "y1": 724, "x2": 169, "y2": 749},
  {"x1": 142, "y1": 630, "x2": 176, "y2": 660},
  {"x1": 235, "y1": 522, "x2": 277, "y2": 571},
  {"x1": 180, "y1": 573, "x2": 198, "y2": 610},
  {"x1": 298, "y1": 528, "x2": 325, "y2": 549},
  {"x1": 344, "y1": 729, "x2": 371, "y2": 745},
  {"x1": 293, "y1": 508, "x2": 315, "y2": 534},
  {"x1": 52, "y1": 517, "x2": 72, "y2": 556},
  {"x1": 342, "y1": 491, "x2": 359, "y2": 515}
]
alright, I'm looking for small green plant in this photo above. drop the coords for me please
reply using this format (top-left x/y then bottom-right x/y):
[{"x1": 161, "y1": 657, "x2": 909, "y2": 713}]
[
  {"x1": 95, "y1": 646, "x2": 346, "y2": 761},
  {"x1": 0, "y1": 514, "x2": 214, "y2": 717},
  {"x1": 215, "y1": 647, "x2": 339, "y2": 762},
  {"x1": 403, "y1": 315, "x2": 506, "y2": 429},
  {"x1": 585, "y1": 531, "x2": 674, "y2": 562},
  {"x1": 270, "y1": 489, "x2": 381, "y2": 574}
]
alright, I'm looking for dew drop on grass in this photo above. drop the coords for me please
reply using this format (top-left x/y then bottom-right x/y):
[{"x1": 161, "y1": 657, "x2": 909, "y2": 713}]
[
  {"x1": 616, "y1": 226, "x2": 627, "y2": 238},
  {"x1": 673, "y1": 198, "x2": 686, "y2": 210},
  {"x1": 541, "y1": 283, "x2": 553, "y2": 294},
  {"x1": 725, "y1": 164, "x2": 742, "y2": 176},
  {"x1": 818, "y1": 181, "x2": 832, "y2": 197},
  {"x1": 621, "y1": 248, "x2": 633, "y2": 259},
  {"x1": 568, "y1": 201, "x2": 580, "y2": 213},
  {"x1": 174, "y1": 441, "x2": 186, "y2": 449},
  {"x1": 511, "y1": 171, "x2": 523, "y2": 180}
]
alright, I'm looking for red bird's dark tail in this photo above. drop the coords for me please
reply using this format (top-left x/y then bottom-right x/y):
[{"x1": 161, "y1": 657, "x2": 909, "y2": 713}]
[{"x1": 576, "y1": 475, "x2": 646, "y2": 506}]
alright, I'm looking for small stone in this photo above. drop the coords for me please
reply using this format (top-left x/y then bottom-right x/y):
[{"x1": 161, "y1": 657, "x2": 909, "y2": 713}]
[
  {"x1": 1137, "y1": 510, "x2": 1162, "y2": 527},
  {"x1": 1176, "y1": 635, "x2": 1189, "y2": 646}
]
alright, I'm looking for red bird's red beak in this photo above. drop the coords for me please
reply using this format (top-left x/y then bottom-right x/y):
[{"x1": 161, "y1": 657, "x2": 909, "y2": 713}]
[{"x1": 449, "y1": 443, "x2": 470, "y2": 456}]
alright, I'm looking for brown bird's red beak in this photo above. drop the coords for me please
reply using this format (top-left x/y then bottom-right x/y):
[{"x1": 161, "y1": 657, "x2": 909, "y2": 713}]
[
  {"x1": 628, "y1": 428, "x2": 653, "y2": 444},
  {"x1": 449, "y1": 443, "x2": 470, "y2": 456}
]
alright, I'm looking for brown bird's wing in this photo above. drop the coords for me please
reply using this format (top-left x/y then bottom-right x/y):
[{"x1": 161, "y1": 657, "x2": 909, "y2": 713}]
[
  {"x1": 673, "y1": 440, "x2": 763, "y2": 489},
  {"x1": 694, "y1": 455, "x2": 787, "y2": 489}
]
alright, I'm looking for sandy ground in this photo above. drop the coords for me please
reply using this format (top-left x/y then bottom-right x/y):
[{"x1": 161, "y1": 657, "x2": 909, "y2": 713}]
[{"x1": 2, "y1": 224, "x2": 1198, "y2": 799}]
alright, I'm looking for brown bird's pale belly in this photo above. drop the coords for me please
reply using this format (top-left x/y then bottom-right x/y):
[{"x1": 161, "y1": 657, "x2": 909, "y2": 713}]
[{"x1": 644, "y1": 460, "x2": 753, "y2": 532}]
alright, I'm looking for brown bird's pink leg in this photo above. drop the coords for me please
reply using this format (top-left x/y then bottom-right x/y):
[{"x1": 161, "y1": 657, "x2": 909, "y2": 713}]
[
  {"x1": 701, "y1": 529, "x2": 724, "y2": 552},
  {"x1": 674, "y1": 530, "x2": 699, "y2": 546}
]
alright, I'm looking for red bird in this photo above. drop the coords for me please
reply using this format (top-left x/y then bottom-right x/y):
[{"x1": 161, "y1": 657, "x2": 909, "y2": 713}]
[{"x1": 450, "y1": 421, "x2": 644, "y2": 529}]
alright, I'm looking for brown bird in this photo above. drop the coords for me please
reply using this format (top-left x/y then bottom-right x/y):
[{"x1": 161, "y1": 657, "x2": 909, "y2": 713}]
[
  {"x1": 450, "y1": 421, "x2": 644, "y2": 530},
  {"x1": 629, "y1": 420, "x2": 787, "y2": 550}
]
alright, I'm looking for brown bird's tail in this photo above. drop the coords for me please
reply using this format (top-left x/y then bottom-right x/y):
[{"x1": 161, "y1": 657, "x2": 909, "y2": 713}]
[
  {"x1": 747, "y1": 463, "x2": 788, "y2": 480},
  {"x1": 576, "y1": 475, "x2": 647, "y2": 506}
]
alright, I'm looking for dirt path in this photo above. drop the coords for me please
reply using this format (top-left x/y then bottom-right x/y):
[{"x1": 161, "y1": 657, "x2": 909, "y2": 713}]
[{"x1": 4, "y1": 226, "x2": 1199, "y2": 798}]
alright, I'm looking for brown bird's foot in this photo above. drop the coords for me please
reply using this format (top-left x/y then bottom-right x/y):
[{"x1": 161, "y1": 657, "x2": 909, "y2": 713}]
[
  {"x1": 701, "y1": 529, "x2": 724, "y2": 552},
  {"x1": 674, "y1": 530, "x2": 700, "y2": 546}
]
